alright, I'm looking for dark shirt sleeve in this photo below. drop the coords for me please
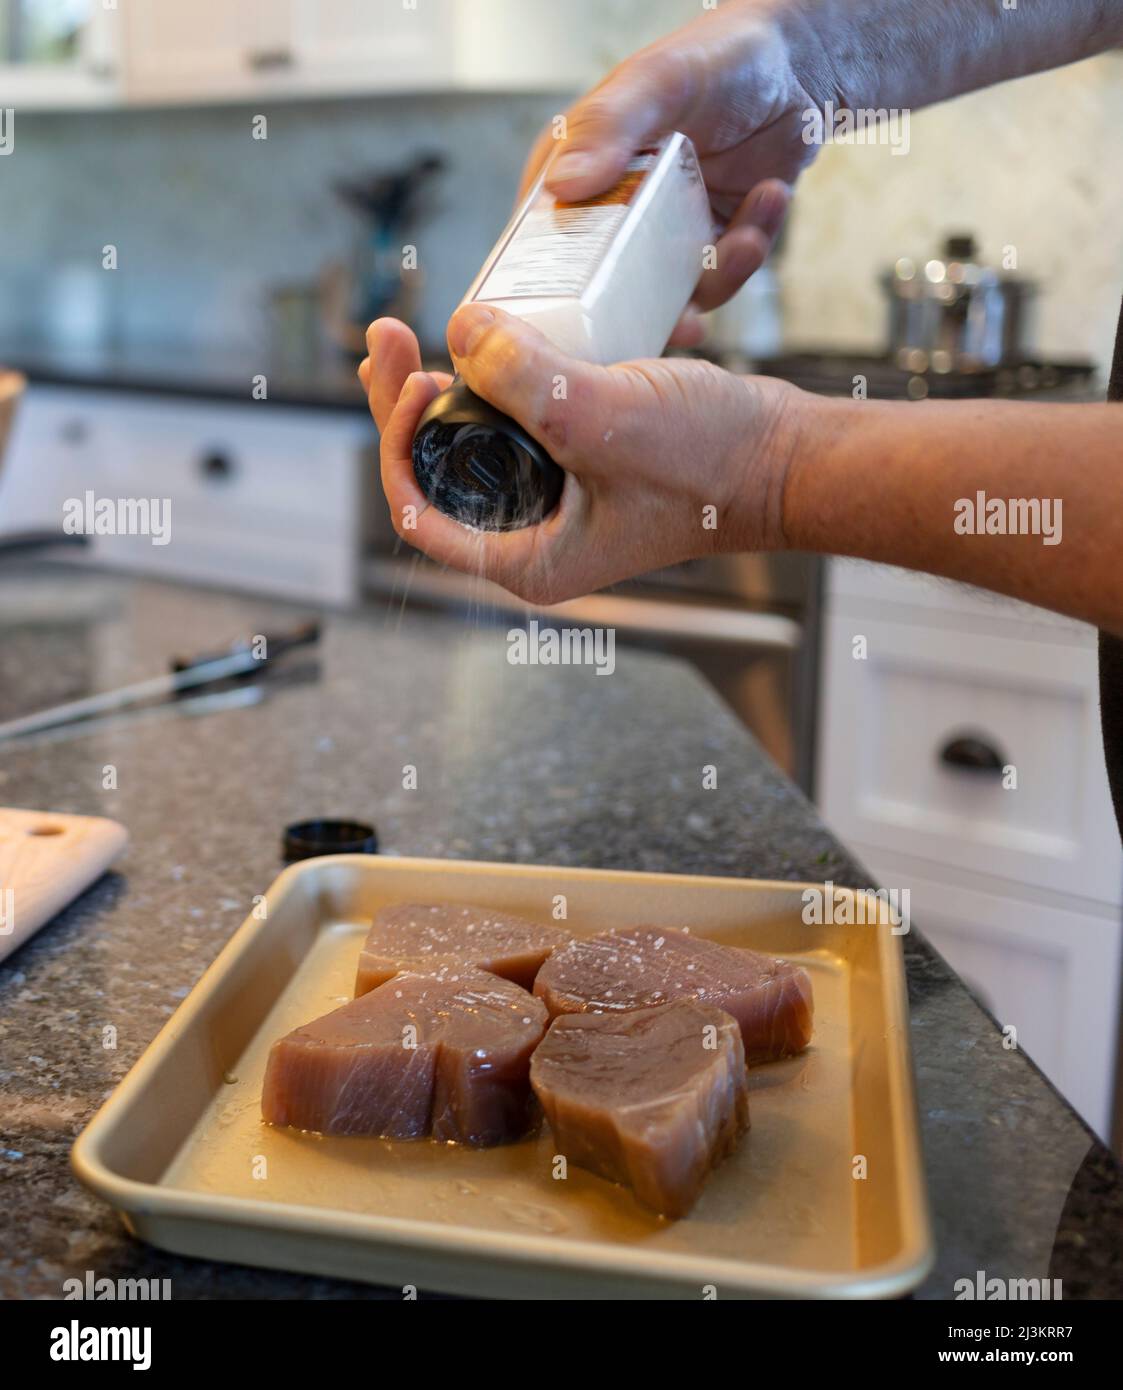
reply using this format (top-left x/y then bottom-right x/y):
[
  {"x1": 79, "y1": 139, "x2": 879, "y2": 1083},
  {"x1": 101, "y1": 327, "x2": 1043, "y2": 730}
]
[{"x1": 1100, "y1": 303, "x2": 1123, "y2": 839}]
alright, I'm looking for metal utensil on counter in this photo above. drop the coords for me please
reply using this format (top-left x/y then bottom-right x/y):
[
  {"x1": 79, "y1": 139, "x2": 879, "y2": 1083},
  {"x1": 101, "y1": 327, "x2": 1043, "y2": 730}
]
[
  {"x1": 0, "y1": 531, "x2": 90, "y2": 559},
  {"x1": 0, "y1": 621, "x2": 320, "y2": 743},
  {"x1": 882, "y1": 235, "x2": 1035, "y2": 374}
]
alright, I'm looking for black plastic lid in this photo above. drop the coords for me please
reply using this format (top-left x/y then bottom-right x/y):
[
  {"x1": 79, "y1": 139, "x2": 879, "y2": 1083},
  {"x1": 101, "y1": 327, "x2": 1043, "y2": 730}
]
[
  {"x1": 283, "y1": 819, "x2": 378, "y2": 862},
  {"x1": 411, "y1": 376, "x2": 564, "y2": 531}
]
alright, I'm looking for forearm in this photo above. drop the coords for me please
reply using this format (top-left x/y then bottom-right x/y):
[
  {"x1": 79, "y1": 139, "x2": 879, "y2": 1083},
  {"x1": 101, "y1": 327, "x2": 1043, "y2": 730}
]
[
  {"x1": 772, "y1": 0, "x2": 1123, "y2": 110},
  {"x1": 777, "y1": 393, "x2": 1123, "y2": 634}
]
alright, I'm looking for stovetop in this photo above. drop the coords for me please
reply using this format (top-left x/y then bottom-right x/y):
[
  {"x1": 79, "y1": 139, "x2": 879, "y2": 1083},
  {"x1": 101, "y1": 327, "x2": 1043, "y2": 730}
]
[{"x1": 747, "y1": 351, "x2": 1097, "y2": 401}]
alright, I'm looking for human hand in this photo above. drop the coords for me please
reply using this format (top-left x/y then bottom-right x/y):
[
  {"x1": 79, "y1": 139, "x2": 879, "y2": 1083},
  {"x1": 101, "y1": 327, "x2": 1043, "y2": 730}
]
[
  {"x1": 361, "y1": 308, "x2": 800, "y2": 605},
  {"x1": 515, "y1": 0, "x2": 831, "y2": 344}
]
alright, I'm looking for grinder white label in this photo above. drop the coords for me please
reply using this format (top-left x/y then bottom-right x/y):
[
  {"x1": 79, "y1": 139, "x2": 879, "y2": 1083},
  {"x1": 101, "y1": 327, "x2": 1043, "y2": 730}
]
[{"x1": 475, "y1": 153, "x2": 656, "y2": 303}]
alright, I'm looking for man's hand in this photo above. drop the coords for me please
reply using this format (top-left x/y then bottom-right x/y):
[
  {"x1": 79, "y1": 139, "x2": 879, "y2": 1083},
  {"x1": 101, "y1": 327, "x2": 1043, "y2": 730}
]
[
  {"x1": 511, "y1": 0, "x2": 1123, "y2": 341},
  {"x1": 361, "y1": 311, "x2": 799, "y2": 605},
  {"x1": 514, "y1": 0, "x2": 828, "y2": 341}
]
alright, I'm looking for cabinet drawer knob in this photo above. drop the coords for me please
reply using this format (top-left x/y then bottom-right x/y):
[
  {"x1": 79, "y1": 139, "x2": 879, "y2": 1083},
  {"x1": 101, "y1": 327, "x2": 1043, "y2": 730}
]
[
  {"x1": 246, "y1": 48, "x2": 294, "y2": 71},
  {"x1": 199, "y1": 451, "x2": 235, "y2": 483},
  {"x1": 938, "y1": 733, "x2": 1006, "y2": 774}
]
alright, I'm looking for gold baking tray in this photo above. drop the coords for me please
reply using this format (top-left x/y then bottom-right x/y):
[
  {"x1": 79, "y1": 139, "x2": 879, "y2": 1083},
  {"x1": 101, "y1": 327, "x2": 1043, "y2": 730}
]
[{"x1": 72, "y1": 855, "x2": 933, "y2": 1299}]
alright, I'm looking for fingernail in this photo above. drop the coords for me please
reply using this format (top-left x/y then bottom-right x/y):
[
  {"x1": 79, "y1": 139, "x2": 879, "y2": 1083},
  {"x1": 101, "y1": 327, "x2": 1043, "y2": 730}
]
[
  {"x1": 749, "y1": 183, "x2": 790, "y2": 236},
  {"x1": 549, "y1": 151, "x2": 592, "y2": 186},
  {"x1": 404, "y1": 371, "x2": 434, "y2": 401},
  {"x1": 448, "y1": 304, "x2": 495, "y2": 359},
  {"x1": 357, "y1": 356, "x2": 370, "y2": 381}
]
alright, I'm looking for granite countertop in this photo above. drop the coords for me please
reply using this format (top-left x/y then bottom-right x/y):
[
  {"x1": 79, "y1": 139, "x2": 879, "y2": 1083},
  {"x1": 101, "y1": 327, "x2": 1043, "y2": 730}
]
[
  {"x1": 0, "y1": 340, "x2": 450, "y2": 413},
  {"x1": 0, "y1": 562, "x2": 1119, "y2": 1299},
  {"x1": 0, "y1": 340, "x2": 1105, "y2": 413}
]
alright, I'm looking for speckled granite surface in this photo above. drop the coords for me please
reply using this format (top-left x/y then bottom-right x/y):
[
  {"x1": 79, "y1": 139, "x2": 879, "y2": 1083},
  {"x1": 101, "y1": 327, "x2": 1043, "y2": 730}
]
[{"x1": 0, "y1": 562, "x2": 1119, "y2": 1300}]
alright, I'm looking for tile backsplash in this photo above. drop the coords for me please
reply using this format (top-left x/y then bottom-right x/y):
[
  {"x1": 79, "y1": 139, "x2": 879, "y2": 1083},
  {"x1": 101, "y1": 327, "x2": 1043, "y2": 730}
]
[
  {"x1": 0, "y1": 92, "x2": 559, "y2": 356},
  {"x1": 1, "y1": 51, "x2": 1121, "y2": 375},
  {"x1": 782, "y1": 54, "x2": 1123, "y2": 373}
]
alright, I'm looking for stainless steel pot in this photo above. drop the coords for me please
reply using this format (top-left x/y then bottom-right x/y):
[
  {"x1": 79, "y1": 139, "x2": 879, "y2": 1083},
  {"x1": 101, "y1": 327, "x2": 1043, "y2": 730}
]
[{"x1": 882, "y1": 235, "x2": 1035, "y2": 373}]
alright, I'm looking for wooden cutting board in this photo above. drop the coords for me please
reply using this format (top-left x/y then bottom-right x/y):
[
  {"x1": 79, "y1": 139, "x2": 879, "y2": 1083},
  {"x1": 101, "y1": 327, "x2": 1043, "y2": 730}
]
[{"x1": 0, "y1": 807, "x2": 128, "y2": 964}]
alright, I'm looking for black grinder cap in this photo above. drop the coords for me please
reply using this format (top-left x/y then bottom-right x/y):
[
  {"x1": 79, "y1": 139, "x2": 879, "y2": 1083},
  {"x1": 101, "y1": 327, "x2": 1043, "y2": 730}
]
[
  {"x1": 411, "y1": 376, "x2": 564, "y2": 531},
  {"x1": 283, "y1": 819, "x2": 378, "y2": 862}
]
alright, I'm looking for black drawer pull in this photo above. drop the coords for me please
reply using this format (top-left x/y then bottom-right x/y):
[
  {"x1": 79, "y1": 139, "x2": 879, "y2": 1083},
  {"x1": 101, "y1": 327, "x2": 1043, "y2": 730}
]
[
  {"x1": 199, "y1": 451, "x2": 235, "y2": 483},
  {"x1": 938, "y1": 733, "x2": 1005, "y2": 774},
  {"x1": 246, "y1": 48, "x2": 294, "y2": 71}
]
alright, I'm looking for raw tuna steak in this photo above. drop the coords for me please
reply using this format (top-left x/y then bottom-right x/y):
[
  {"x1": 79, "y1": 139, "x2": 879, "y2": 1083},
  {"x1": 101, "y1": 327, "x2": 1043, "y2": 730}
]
[
  {"x1": 355, "y1": 902, "x2": 572, "y2": 996},
  {"x1": 530, "y1": 1002, "x2": 749, "y2": 1218},
  {"x1": 533, "y1": 927, "x2": 813, "y2": 1063},
  {"x1": 262, "y1": 968, "x2": 547, "y2": 1145}
]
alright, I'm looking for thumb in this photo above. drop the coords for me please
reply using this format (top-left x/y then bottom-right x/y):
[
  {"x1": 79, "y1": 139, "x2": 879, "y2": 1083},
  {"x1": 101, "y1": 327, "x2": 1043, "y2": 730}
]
[
  {"x1": 546, "y1": 50, "x2": 688, "y2": 201},
  {"x1": 446, "y1": 303, "x2": 603, "y2": 470}
]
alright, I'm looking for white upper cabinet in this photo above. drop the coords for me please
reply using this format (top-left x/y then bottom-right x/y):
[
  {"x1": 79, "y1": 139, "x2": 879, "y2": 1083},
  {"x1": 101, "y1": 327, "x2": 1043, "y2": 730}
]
[
  {"x1": 453, "y1": 0, "x2": 613, "y2": 93},
  {"x1": 124, "y1": 0, "x2": 454, "y2": 106},
  {"x1": 0, "y1": 0, "x2": 121, "y2": 107},
  {"x1": 2, "y1": 0, "x2": 701, "y2": 107},
  {"x1": 122, "y1": 0, "x2": 295, "y2": 105},
  {"x1": 453, "y1": 0, "x2": 701, "y2": 92},
  {"x1": 287, "y1": 0, "x2": 453, "y2": 95}
]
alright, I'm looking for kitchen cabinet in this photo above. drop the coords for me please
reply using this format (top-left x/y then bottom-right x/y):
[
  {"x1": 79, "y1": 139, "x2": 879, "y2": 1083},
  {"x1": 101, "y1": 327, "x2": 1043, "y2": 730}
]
[
  {"x1": 449, "y1": 0, "x2": 697, "y2": 93},
  {"x1": 0, "y1": 384, "x2": 370, "y2": 605},
  {"x1": 124, "y1": 0, "x2": 453, "y2": 105},
  {"x1": 452, "y1": 0, "x2": 606, "y2": 93},
  {"x1": 0, "y1": 383, "x2": 98, "y2": 525},
  {"x1": 5, "y1": 0, "x2": 702, "y2": 108},
  {"x1": 818, "y1": 606, "x2": 1119, "y2": 902},
  {"x1": 452, "y1": 0, "x2": 700, "y2": 92},
  {"x1": 288, "y1": 0, "x2": 453, "y2": 94},
  {"x1": 122, "y1": 0, "x2": 295, "y2": 105},
  {"x1": 0, "y1": 0, "x2": 120, "y2": 108},
  {"x1": 843, "y1": 850, "x2": 1123, "y2": 1141},
  {"x1": 817, "y1": 558, "x2": 1123, "y2": 1140},
  {"x1": 122, "y1": 0, "x2": 598, "y2": 104}
]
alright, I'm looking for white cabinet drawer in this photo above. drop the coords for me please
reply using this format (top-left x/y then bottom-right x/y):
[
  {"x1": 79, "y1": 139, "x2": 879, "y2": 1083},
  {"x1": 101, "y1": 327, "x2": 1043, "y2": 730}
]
[
  {"x1": 84, "y1": 397, "x2": 366, "y2": 538},
  {"x1": 34, "y1": 389, "x2": 371, "y2": 605},
  {"x1": 818, "y1": 611, "x2": 1122, "y2": 905},
  {"x1": 852, "y1": 847, "x2": 1121, "y2": 1141},
  {"x1": 826, "y1": 558, "x2": 1089, "y2": 639},
  {"x1": 0, "y1": 387, "x2": 105, "y2": 529}
]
